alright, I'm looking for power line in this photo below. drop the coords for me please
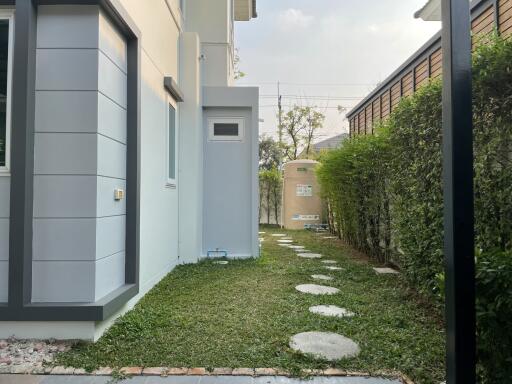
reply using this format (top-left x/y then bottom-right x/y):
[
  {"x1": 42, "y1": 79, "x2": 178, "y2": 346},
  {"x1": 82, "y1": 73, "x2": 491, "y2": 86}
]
[
  {"x1": 241, "y1": 81, "x2": 378, "y2": 87},
  {"x1": 260, "y1": 95, "x2": 364, "y2": 100}
]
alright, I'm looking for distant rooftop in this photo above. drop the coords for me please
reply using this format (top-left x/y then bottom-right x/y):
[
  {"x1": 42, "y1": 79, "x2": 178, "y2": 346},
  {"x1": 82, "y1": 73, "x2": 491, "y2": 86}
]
[{"x1": 311, "y1": 133, "x2": 349, "y2": 152}]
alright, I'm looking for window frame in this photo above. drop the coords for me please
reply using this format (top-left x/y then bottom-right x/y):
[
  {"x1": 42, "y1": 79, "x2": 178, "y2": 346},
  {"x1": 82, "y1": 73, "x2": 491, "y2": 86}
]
[
  {"x1": 208, "y1": 117, "x2": 245, "y2": 142},
  {"x1": 166, "y1": 96, "x2": 178, "y2": 188},
  {"x1": 0, "y1": 10, "x2": 14, "y2": 176}
]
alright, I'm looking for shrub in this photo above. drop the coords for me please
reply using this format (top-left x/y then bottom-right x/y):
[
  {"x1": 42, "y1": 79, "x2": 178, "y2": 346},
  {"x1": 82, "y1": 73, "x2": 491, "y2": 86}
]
[
  {"x1": 317, "y1": 35, "x2": 512, "y2": 383},
  {"x1": 317, "y1": 131, "x2": 391, "y2": 263}
]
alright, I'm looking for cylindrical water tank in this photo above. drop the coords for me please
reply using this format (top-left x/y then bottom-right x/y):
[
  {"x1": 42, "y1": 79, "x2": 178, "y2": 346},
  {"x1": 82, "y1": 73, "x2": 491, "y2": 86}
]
[{"x1": 282, "y1": 159, "x2": 323, "y2": 230}]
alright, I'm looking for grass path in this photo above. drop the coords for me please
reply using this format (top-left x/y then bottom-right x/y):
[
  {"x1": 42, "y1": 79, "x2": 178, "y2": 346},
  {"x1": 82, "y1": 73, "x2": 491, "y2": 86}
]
[{"x1": 57, "y1": 228, "x2": 445, "y2": 383}]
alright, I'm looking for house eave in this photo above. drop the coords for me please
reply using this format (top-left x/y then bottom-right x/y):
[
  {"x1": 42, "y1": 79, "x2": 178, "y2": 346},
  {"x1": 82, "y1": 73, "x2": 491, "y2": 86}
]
[
  {"x1": 414, "y1": 0, "x2": 441, "y2": 21},
  {"x1": 234, "y1": 0, "x2": 257, "y2": 21}
]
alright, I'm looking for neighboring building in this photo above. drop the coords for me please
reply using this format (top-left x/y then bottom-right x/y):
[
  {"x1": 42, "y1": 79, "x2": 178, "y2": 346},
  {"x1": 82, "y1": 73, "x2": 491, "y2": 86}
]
[
  {"x1": 299, "y1": 133, "x2": 348, "y2": 159},
  {"x1": 0, "y1": 0, "x2": 259, "y2": 340},
  {"x1": 347, "y1": 0, "x2": 511, "y2": 136},
  {"x1": 282, "y1": 160, "x2": 323, "y2": 230}
]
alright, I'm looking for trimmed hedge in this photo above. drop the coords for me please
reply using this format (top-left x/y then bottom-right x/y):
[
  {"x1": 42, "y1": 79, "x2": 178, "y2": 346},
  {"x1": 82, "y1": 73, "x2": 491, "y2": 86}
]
[{"x1": 317, "y1": 35, "x2": 512, "y2": 383}]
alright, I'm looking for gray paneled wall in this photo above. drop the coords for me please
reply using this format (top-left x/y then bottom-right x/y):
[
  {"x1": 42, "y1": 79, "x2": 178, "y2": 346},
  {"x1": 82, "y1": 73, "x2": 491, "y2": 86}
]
[
  {"x1": 0, "y1": 177, "x2": 9, "y2": 302},
  {"x1": 32, "y1": 5, "x2": 127, "y2": 303}
]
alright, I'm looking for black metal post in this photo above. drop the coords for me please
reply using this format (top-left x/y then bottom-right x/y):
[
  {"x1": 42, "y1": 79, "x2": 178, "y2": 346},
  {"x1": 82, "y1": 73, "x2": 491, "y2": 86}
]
[{"x1": 441, "y1": 0, "x2": 476, "y2": 383}]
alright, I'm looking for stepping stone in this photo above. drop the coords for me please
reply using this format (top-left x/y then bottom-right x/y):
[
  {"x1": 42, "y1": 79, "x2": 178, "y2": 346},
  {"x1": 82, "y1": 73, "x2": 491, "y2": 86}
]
[
  {"x1": 289, "y1": 332, "x2": 360, "y2": 361},
  {"x1": 373, "y1": 267, "x2": 399, "y2": 274},
  {"x1": 288, "y1": 245, "x2": 305, "y2": 249},
  {"x1": 271, "y1": 234, "x2": 287, "y2": 237},
  {"x1": 278, "y1": 239, "x2": 293, "y2": 243},
  {"x1": 321, "y1": 260, "x2": 338, "y2": 264},
  {"x1": 297, "y1": 253, "x2": 322, "y2": 259},
  {"x1": 311, "y1": 274, "x2": 333, "y2": 281},
  {"x1": 213, "y1": 261, "x2": 229, "y2": 265},
  {"x1": 325, "y1": 266, "x2": 344, "y2": 271},
  {"x1": 309, "y1": 305, "x2": 355, "y2": 318},
  {"x1": 322, "y1": 236, "x2": 337, "y2": 239},
  {"x1": 259, "y1": 231, "x2": 266, "y2": 234},
  {"x1": 259, "y1": 238, "x2": 264, "y2": 241},
  {"x1": 295, "y1": 284, "x2": 339, "y2": 295}
]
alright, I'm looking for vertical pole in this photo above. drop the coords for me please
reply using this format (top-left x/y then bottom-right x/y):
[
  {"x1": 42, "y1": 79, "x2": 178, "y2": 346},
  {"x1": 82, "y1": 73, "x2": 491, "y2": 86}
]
[
  {"x1": 9, "y1": 0, "x2": 37, "y2": 310},
  {"x1": 441, "y1": 0, "x2": 475, "y2": 383},
  {"x1": 277, "y1": 81, "x2": 283, "y2": 145}
]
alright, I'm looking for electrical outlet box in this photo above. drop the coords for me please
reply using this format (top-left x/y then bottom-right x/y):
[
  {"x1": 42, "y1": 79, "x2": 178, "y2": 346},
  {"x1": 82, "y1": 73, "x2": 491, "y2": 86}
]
[{"x1": 114, "y1": 188, "x2": 125, "y2": 201}]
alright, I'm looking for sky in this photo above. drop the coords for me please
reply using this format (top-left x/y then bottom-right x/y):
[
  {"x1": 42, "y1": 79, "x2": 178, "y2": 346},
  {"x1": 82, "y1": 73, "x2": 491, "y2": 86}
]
[{"x1": 234, "y1": 0, "x2": 441, "y2": 142}]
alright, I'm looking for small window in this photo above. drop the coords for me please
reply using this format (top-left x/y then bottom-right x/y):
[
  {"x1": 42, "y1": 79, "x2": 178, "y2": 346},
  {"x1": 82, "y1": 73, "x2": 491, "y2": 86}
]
[
  {"x1": 167, "y1": 103, "x2": 177, "y2": 186},
  {"x1": 297, "y1": 167, "x2": 307, "y2": 173},
  {"x1": 214, "y1": 123, "x2": 239, "y2": 137},
  {"x1": 208, "y1": 117, "x2": 245, "y2": 142},
  {"x1": 0, "y1": 12, "x2": 13, "y2": 175}
]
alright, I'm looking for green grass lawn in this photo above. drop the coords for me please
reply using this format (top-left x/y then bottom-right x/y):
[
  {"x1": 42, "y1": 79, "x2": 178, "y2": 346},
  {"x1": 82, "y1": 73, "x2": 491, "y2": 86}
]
[{"x1": 57, "y1": 227, "x2": 445, "y2": 383}]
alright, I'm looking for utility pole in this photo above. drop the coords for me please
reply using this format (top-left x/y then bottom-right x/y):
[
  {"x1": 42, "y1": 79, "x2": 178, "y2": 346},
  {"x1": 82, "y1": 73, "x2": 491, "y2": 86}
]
[{"x1": 277, "y1": 81, "x2": 283, "y2": 145}]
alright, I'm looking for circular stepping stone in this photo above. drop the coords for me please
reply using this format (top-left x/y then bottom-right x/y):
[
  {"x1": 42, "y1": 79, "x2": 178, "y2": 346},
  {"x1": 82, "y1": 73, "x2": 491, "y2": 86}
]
[
  {"x1": 289, "y1": 332, "x2": 360, "y2": 361},
  {"x1": 271, "y1": 234, "x2": 287, "y2": 237},
  {"x1": 295, "y1": 284, "x2": 339, "y2": 295},
  {"x1": 213, "y1": 261, "x2": 229, "y2": 265},
  {"x1": 297, "y1": 253, "x2": 322, "y2": 259},
  {"x1": 259, "y1": 231, "x2": 266, "y2": 234},
  {"x1": 322, "y1": 236, "x2": 337, "y2": 239},
  {"x1": 311, "y1": 274, "x2": 333, "y2": 281},
  {"x1": 309, "y1": 305, "x2": 355, "y2": 318},
  {"x1": 288, "y1": 245, "x2": 305, "y2": 249},
  {"x1": 277, "y1": 239, "x2": 293, "y2": 243},
  {"x1": 321, "y1": 260, "x2": 338, "y2": 264},
  {"x1": 325, "y1": 266, "x2": 344, "y2": 271},
  {"x1": 373, "y1": 267, "x2": 399, "y2": 275}
]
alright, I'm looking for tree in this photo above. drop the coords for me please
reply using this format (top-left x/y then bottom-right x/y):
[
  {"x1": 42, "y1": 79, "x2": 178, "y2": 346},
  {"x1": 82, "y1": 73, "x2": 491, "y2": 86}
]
[
  {"x1": 302, "y1": 106, "x2": 325, "y2": 158},
  {"x1": 259, "y1": 135, "x2": 282, "y2": 170},
  {"x1": 279, "y1": 105, "x2": 325, "y2": 161},
  {"x1": 281, "y1": 105, "x2": 308, "y2": 161},
  {"x1": 259, "y1": 168, "x2": 282, "y2": 225},
  {"x1": 234, "y1": 48, "x2": 246, "y2": 80}
]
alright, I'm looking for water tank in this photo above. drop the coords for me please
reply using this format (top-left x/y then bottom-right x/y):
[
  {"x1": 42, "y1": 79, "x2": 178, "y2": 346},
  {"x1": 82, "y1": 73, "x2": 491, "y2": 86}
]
[{"x1": 282, "y1": 159, "x2": 323, "y2": 230}]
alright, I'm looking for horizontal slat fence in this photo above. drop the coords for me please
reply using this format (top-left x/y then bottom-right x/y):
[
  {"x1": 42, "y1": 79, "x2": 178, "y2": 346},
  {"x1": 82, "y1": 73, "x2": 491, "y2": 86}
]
[{"x1": 348, "y1": 0, "x2": 512, "y2": 137}]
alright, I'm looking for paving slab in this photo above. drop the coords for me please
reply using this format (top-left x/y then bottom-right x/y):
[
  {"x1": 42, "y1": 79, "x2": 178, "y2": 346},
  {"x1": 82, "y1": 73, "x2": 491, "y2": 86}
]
[
  {"x1": 213, "y1": 261, "x2": 229, "y2": 265},
  {"x1": 295, "y1": 284, "x2": 339, "y2": 295},
  {"x1": 311, "y1": 274, "x2": 334, "y2": 281},
  {"x1": 271, "y1": 234, "x2": 287, "y2": 237},
  {"x1": 290, "y1": 332, "x2": 360, "y2": 361},
  {"x1": 277, "y1": 240, "x2": 293, "y2": 244},
  {"x1": 309, "y1": 305, "x2": 355, "y2": 318},
  {"x1": 321, "y1": 260, "x2": 337, "y2": 264},
  {"x1": 297, "y1": 253, "x2": 322, "y2": 259},
  {"x1": 288, "y1": 246, "x2": 305, "y2": 250},
  {"x1": 325, "y1": 266, "x2": 344, "y2": 271},
  {"x1": 373, "y1": 268, "x2": 399, "y2": 275}
]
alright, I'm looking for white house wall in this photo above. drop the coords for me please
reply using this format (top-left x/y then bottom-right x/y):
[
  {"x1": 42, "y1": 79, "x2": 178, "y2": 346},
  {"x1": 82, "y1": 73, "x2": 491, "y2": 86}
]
[
  {"x1": 178, "y1": 32, "x2": 203, "y2": 264},
  {"x1": 85, "y1": 0, "x2": 184, "y2": 339},
  {"x1": 32, "y1": 5, "x2": 127, "y2": 303},
  {"x1": 202, "y1": 87, "x2": 259, "y2": 259}
]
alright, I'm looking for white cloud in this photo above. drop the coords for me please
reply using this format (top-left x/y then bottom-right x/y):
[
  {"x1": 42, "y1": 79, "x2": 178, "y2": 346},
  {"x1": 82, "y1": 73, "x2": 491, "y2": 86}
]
[{"x1": 277, "y1": 8, "x2": 314, "y2": 31}]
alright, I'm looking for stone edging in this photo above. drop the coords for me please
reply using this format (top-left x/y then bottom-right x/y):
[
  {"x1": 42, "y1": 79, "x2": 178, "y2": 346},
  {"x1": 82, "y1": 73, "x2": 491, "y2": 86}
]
[{"x1": 0, "y1": 366, "x2": 414, "y2": 383}]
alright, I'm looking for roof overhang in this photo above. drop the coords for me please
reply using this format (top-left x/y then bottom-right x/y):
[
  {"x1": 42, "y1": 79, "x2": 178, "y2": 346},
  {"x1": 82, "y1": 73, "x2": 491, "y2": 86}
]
[
  {"x1": 234, "y1": 0, "x2": 257, "y2": 21},
  {"x1": 414, "y1": 0, "x2": 441, "y2": 21}
]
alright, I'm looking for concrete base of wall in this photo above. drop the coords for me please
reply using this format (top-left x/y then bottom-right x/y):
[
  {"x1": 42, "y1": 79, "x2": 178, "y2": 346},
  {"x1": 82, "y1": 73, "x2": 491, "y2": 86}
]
[
  {"x1": 0, "y1": 260, "x2": 177, "y2": 341},
  {"x1": 0, "y1": 321, "x2": 96, "y2": 340}
]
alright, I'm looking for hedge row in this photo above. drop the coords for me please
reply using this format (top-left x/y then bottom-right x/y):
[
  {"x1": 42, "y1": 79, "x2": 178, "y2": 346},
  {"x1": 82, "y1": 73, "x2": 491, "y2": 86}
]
[{"x1": 317, "y1": 35, "x2": 512, "y2": 383}]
